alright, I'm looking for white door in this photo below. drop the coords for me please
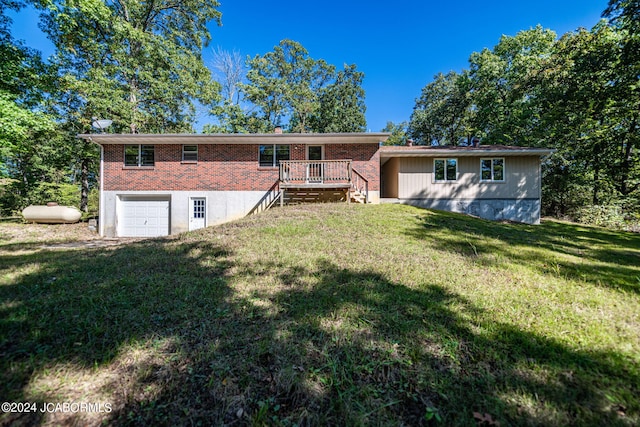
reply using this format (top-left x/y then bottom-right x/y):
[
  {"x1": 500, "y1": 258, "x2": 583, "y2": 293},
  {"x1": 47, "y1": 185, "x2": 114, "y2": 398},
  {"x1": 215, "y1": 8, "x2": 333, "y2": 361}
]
[
  {"x1": 119, "y1": 199, "x2": 169, "y2": 237},
  {"x1": 189, "y1": 197, "x2": 206, "y2": 231}
]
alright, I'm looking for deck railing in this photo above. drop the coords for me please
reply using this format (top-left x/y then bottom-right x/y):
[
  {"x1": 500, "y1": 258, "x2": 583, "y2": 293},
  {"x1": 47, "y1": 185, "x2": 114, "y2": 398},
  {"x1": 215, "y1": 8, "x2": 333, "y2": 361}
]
[
  {"x1": 352, "y1": 168, "x2": 369, "y2": 204},
  {"x1": 279, "y1": 160, "x2": 352, "y2": 185}
]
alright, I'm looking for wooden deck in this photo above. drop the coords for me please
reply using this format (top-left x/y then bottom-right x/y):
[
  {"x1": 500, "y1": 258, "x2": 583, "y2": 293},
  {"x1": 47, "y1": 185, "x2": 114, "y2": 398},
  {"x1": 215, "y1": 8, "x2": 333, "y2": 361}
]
[{"x1": 278, "y1": 160, "x2": 369, "y2": 206}]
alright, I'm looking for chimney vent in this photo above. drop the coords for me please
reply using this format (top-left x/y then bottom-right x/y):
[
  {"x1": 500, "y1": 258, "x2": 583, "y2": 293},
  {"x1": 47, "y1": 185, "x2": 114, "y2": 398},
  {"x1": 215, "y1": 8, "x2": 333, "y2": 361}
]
[
  {"x1": 274, "y1": 126, "x2": 283, "y2": 134},
  {"x1": 406, "y1": 139, "x2": 414, "y2": 147}
]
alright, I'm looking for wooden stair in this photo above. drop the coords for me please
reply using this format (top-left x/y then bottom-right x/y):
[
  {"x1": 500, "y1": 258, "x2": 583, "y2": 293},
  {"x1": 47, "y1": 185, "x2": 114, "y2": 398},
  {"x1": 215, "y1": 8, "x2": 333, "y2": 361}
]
[{"x1": 350, "y1": 188, "x2": 368, "y2": 204}]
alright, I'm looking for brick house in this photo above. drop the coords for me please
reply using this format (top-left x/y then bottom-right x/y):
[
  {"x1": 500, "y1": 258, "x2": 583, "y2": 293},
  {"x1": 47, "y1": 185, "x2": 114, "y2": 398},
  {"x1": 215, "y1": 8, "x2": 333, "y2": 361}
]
[
  {"x1": 79, "y1": 132, "x2": 553, "y2": 237},
  {"x1": 80, "y1": 132, "x2": 386, "y2": 237}
]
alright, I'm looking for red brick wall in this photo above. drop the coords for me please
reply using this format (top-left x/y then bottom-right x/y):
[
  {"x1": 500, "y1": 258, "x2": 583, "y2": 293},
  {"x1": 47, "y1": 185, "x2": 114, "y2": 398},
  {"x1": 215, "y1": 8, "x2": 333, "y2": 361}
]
[
  {"x1": 102, "y1": 143, "x2": 380, "y2": 191},
  {"x1": 325, "y1": 144, "x2": 380, "y2": 191}
]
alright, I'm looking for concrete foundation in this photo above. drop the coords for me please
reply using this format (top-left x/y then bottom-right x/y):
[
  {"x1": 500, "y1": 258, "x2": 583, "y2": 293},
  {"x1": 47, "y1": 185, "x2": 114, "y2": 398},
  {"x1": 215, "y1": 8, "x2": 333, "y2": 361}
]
[{"x1": 391, "y1": 198, "x2": 541, "y2": 224}]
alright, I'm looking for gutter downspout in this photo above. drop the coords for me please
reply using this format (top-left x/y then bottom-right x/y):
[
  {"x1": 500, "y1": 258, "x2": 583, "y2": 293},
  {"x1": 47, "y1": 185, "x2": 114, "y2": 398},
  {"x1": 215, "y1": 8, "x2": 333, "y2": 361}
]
[
  {"x1": 82, "y1": 135, "x2": 105, "y2": 236},
  {"x1": 99, "y1": 142, "x2": 104, "y2": 237}
]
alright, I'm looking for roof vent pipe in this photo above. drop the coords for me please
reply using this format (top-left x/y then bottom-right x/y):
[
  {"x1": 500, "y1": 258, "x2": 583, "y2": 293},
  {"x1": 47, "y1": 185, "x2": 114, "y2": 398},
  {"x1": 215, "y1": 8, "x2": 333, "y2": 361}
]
[
  {"x1": 406, "y1": 139, "x2": 414, "y2": 147},
  {"x1": 274, "y1": 126, "x2": 283, "y2": 134}
]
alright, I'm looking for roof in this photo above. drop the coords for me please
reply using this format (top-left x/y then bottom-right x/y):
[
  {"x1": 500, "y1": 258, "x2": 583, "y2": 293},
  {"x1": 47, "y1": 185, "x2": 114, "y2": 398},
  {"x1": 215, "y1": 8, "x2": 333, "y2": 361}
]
[
  {"x1": 380, "y1": 144, "x2": 555, "y2": 158},
  {"x1": 78, "y1": 132, "x2": 390, "y2": 145}
]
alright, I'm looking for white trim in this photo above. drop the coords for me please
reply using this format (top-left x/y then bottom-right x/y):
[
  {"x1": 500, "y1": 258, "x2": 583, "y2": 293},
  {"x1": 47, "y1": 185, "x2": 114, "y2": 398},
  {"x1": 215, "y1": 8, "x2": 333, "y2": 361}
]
[
  {"x1": 306, "y1": 145, "x2": 325, "y2": 160},
  {"x1": 188, "y1": 196, "x2": 207, "y2": 231},
  {"x1": 433, "y1": 158, "x2": 458, "y2": 182},
  {"x1": 99, "y1": 145, "x2": 105, "y2": 236},
  {"x1": 479, "y1": 157, "x2": 506, "y2": 182}
]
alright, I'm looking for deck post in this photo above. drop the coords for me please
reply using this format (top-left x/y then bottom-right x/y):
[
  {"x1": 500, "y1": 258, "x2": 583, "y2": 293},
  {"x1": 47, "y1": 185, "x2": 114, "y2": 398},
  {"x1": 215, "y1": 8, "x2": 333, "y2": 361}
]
[
  {"x1": 365, "y1": 181, "x2": 369, "y2": 204},
  {"x1": 280, "y1": 189, "x2": 284, "y2": 207}
]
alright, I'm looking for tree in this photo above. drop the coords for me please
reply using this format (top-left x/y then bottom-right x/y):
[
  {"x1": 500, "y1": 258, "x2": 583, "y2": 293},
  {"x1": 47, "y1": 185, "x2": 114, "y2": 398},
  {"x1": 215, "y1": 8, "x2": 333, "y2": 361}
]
[
  {"x1": 603, "y1": 0, "x2": 640, "y2": 205},
  {"x1": 0, "y1": 1, "x2": 70, "y2": 214},
  {"x1": 242, "y1": 40, "x2": 335, "y2": 132},
  {"x1": 1, "y1": 1, "x2": 52, "y2": 105},
  {"x1": 310, "y1": 64, "x2": 367, "y2": 133},
  {"x1": 468, "y1": 26, "x2": 556, "y2": 146},
  {"x1": 211, "y1": 47, "x2": 245, "y2": 105},
  {"x1": 240, "y1": 40, "x2": 367, "y2": 133},
  {"x1": 38, "y1": 0, "x2": 222, "y2": 134},
  {"x1": 205, "y1": 47, "x2": 256, "y2": 133},
  {"x1": 537, "y1": 23, "x2": 636, "y2": 206},
  {"x1": 33, "y1": 0, "x2": 223, "y2": 210},
  {"x1": 409, "y1": 71, "x2": 473, "y2": 145},
  {"x1": 381, "y1": 121, "x2": 408, "y2": 146}
]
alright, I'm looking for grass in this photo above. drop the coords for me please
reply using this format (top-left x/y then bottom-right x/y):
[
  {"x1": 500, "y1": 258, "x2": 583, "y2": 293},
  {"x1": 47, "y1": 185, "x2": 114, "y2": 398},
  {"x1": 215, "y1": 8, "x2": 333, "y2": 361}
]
[{"x1": 1, "y1": 204, "x2": 639, "y2": 426}]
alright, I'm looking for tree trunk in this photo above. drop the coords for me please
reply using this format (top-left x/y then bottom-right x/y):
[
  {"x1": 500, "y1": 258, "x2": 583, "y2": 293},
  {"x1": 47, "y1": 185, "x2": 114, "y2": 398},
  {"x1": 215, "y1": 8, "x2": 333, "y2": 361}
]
[
  {"x1": 592, "y1": 163, "x2": 600, "y2": 205},
  {"x1": 80, "y1": 156, "x2": 90, "y2": 213},
  {"x1": 618, "y1": 115, "x2": 637, "y2": 196}
]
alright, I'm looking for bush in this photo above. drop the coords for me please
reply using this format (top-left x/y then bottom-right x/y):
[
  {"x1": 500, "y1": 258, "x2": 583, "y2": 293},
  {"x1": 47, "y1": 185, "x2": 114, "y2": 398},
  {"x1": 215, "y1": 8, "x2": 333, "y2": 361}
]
[
  {"x1": 30, "y1": 182, "x2": 80, "y2": 207},
  {"x1": 574, "y1": 204, "x2": 639, "y2": 232},
  {"x1": 0, "y1": 178, "x2": 20, "y2": 216},
  {"x1": 83, "y1": 188, "x2": 100, "y2": 220}
]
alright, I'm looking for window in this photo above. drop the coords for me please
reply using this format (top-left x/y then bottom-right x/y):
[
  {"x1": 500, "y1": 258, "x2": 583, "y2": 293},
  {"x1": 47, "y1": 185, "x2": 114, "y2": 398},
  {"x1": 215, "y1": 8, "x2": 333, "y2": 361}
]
[
  {"x1": 193, "y1": 198, "x2": 205, "y2": 219},
  {"x1": 124, "y1": 145, "x2": 154, "y2": 167},
  {"x1": 434, "y1": 158, "x2": 457, "y2": 181},
  {"x1": 259, "y1": 144, "x2": 290, "y2": 167},
  {"x1": 183, "y1": 145, "x2": 198, "y2": 162},
  {"x1": 481, "y1": 158, "x2": 505, "y2": 181}
]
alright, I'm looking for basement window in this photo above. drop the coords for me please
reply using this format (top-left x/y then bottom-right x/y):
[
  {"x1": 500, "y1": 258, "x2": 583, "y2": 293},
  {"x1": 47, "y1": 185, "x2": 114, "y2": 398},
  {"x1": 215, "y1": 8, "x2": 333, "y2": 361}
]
[
  {"x1": 124, "y1": 145, "x2": 155, "y2": 167},
  {"x1": 481, "y1": 158, "x2": 505, "y2": 181},
  {"x1": 259, "y1": 144, "x2": 290, "y2": 167},
  {"x1": 434, "y1": 158, "x2": 457, "y2": 181}
]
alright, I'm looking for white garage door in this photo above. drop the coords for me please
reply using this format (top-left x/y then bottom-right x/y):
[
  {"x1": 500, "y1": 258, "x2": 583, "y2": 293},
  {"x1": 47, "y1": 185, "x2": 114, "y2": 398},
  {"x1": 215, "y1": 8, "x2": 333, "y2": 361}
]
[{"x1": 118, "y1": 198, "x2": 170, "y2": 237}]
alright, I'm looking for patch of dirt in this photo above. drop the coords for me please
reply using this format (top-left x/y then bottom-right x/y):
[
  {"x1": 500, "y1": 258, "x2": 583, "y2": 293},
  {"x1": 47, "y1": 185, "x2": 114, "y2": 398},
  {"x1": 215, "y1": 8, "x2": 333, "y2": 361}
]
[{"x1": 0, "y1": 222, "x2": 139, "y2": 249}]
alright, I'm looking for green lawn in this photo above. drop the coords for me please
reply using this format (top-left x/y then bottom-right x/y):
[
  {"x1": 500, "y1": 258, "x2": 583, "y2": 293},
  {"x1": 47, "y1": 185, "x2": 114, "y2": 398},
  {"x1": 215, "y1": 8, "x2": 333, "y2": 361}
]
[{"x1": 1, "y1": 204, "x2": 639, "y2": 426}]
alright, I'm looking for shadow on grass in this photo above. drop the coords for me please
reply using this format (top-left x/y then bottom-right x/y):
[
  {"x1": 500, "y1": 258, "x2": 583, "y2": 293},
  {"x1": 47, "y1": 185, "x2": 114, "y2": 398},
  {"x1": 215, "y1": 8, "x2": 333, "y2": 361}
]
[
  {"x1": 406, "y1": 210, "x2": 640, "y2": 294},
  {"x1": 0, "y1": 238, "x2": 233, "y2": 425},
  {"x1": 1, "y1": 233, "x2": 637, "y2": 425}
]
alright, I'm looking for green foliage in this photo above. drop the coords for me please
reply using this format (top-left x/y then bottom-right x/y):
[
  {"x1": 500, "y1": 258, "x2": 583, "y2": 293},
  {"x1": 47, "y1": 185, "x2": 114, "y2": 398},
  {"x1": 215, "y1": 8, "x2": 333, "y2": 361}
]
[
  {"x1": 410, "y1": 70, "x2": 474, "y2": 145},
  {"x1": 574, "y1": 204, "x2": 629, "y2": 231},
  {"x1": 29, "y1": 182, "x2": 80, "y2": 207},
  {"x1": 381, "y1": 121, "x2": 408, "y2": 145},
  {"x1": 468, "y1": 25, "x2": 557, "y2": 146},
  {"x1": 38, "y1": 0, "x2": 223, "y2": 134},
  {"x1": 409, "y1": 16, "x2": 640, "y2": 224},
  {"x1": 28, "y1": 0, "x2": 224, "y2": 211},
  {"x1": 310, "y1": 63, "x2": 367, "y2": 133},
  {"x1": 0, "y1": 91, "x2": 74, "y2": 214},
  {"x1": 238, "y1": 39, "x2": 366, "y2": 133},
  {"x1": 204, "y1": 101, "x2": 270, "y2": 134}
]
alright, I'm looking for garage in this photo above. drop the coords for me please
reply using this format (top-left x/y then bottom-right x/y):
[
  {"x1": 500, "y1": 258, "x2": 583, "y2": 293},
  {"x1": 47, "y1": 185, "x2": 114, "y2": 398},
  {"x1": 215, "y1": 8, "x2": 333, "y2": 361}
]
[{"x1": 117, "y1": 197, "x2": 170, "y2": 237}]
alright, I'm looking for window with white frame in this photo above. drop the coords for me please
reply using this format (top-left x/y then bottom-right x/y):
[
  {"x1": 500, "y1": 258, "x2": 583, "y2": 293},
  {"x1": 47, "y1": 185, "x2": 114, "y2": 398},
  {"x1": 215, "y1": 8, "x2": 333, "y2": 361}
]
[
  {"x1": 434, "y1": 158, "x2": 457, "y2": 181},
  {"x1": 124, "y1": 145, "x2": 154, "y2": 167},
  {"x1": 259, "y1": 144, "x2": 290, "y2": 167},
  {"x1": 183, "y1": 145, "x2": 198, "y2": 162},
  {"x1": 480, "y1": 158, "x2": 505, "y2": 181}
]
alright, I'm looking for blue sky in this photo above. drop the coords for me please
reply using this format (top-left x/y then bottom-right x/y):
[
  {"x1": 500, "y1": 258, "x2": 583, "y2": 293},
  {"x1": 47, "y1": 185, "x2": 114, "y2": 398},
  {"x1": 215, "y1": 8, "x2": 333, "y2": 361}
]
[{"x1": 8, "y1": 0, "x2": 606, "y2": 132}]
